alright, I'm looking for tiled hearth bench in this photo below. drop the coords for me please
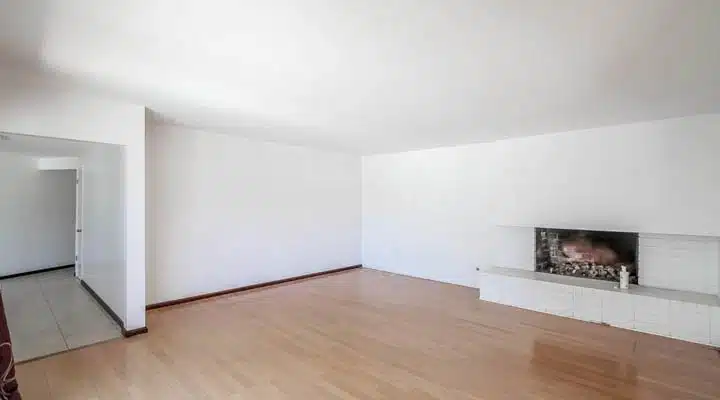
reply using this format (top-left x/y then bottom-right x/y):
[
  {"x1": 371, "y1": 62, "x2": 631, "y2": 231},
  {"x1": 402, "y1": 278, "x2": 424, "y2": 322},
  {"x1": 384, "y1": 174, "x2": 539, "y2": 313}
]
[{"x1": 479, "y1": 267, "x2": 720, "y2": 346}]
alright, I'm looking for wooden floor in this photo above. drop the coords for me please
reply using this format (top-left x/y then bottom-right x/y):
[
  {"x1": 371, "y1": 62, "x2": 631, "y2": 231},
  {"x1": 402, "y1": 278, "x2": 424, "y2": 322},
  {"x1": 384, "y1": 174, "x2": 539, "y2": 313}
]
[{"x1": 16, "y1": 268, "x2": 720, "y2": 399}]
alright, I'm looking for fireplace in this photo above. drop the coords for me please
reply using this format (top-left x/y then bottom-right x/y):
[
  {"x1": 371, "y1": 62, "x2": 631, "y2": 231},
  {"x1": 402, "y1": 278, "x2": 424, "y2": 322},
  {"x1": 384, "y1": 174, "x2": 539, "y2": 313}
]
[{"x1": 535, "y1": 228, "x2": 639, "y2": 284}]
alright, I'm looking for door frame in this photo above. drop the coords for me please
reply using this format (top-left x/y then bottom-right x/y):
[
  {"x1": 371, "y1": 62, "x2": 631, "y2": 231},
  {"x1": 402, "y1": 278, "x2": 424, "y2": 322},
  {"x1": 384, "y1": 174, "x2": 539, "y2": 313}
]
[{"x1": 74, "y1": 166, "x2": 84, "y2": 279}]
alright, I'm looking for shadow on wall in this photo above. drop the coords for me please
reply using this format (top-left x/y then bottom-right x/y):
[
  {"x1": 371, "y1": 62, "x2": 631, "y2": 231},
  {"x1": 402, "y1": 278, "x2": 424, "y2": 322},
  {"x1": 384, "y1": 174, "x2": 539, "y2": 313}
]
[{"x1": 0, "y1": 0, "x2": 52, "y2": 64}]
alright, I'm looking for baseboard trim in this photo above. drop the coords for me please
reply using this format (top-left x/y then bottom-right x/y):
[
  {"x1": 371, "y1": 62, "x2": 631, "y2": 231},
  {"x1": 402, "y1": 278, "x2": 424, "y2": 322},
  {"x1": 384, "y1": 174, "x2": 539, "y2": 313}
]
[
  {"x1": 146, "y1": 265, "x2": 362, "y2": 311},
  {"x1": 79, "y1": 280, "x2": 123, "y2": 330},
  {"x1": 80, "y1": 280, "x2": 150, "y2": 338},
  {"x1": 80, "y1": 280, "x2": 124, "y2": 329},
  {"x1": 123, "y1": 327, "x2": 149, "y2": 338},
  {"x1": 0, "y1": 264, "x2": 74, "y2": 281}
]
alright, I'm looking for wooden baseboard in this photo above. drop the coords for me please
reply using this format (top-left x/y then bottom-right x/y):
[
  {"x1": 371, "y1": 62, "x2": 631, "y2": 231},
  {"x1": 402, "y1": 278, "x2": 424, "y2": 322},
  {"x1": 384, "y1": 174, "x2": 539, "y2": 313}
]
[
  {"x1": 146, "y1": 265, "x2": 362, "y2": 311},
  {"x1": 80, "y1": 280, "x2": 149, "y2": 338},
  {"x1": 123, "y1": 327, "x2": 149, "y2": 338},
  {"x1": 0, "y1": 264, "x2": 74, "y2": 281},
  {"x1": 80, "y1": 280, "x2": 125, "y2": 329}
]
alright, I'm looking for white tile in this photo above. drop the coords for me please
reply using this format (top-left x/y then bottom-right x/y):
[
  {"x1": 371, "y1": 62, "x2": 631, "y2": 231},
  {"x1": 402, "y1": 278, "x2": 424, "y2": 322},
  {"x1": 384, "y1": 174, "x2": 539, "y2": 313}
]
[
  {"x1": 539, "y1": 282, "x2": 574, "y2": 317},
  {"x1": 479, "y1": 274, "x2": 501, "y2": 303},
  {"x1": 669, "y1": 301, "x2": 710, "y2": 345},
  {"x1": 611, "y1": 321, "x2": 635, "y2": 330},
  {"x1": 499, "y1": 277, "x2": 522, "y2": 307},
  {"x1": 44, "y1": 274, "x2": 122, "y2": 336},
  {"x1": 49, "y1": 293, "x2": 107, "y2": 322},
  {"x1": 42, "y1": 282, "x2": 93, "y2": 305},
  {"x1": 57, "y1": 302, "x2": 122, "y2": 350},
  {"x1": 1, "y1": 275, "x2": 39, "y2": 286},
  {"x1": 633, "y1": 321, "x2": 670, "y2": 336},
  {"x1": 1, "y1": 269, "x2": 122, "y2": 361},
  {"x1": 6, "y1": 301, "x2": 57, "y2": 336},
  {"x1": 38, "y1": 272, "x2": 76, "y2": 292},
  {"x1": 10, "y1": 325, "x2": 67, "y2": 362},
  {"x1": 601, "y1": 291, "x2": 633, "y2": 327},
  {"x1": 632, "y1": 296, "x2": 669, "y2": 326},
  {"x1": 526, "y1": 281, "x2": 549, "y2": 313},
  {"x1": 711, "y1": 307, "x2": 720, "y2": 347},
  {"x1": 501, "y1": 277, "x2": 541, "y2": 311},
  {"x1": 36, "y1": 268, "x2": 75, "y2": 282},
  {"x1": 3, "y1": 293, "x2": 49, "y2": 318},
  {"x1": 64, "y1": 323, "x2": 122, "y2": 350},
  {"x1": 485, "y1": 267, "x2": 719, "y2": 306},
  {"x1": 1, "y1": 276, "x2": 42, "y2": 298},
  {"x1": 573, "y1": 287, "x2": 602, "y2": 322},
  {"x1": 51, "y1": 301, "x2": 109, "y2": 327},
  {"x1": 524, "y1": 281, "x2": 546, "y2": 312},
  {"x1": 56, "y1": 305, "x2": 117, "y2": 336},
  {"x1": 507, "y1": 278, "x2": 534, "y2": 309}
]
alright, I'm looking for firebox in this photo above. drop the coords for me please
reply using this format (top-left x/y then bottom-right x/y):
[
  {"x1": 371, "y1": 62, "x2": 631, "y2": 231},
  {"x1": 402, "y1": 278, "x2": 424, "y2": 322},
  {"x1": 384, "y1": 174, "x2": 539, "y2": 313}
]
[{"x1": 535, "y1": 228, "x2": 639, "y2": 284}]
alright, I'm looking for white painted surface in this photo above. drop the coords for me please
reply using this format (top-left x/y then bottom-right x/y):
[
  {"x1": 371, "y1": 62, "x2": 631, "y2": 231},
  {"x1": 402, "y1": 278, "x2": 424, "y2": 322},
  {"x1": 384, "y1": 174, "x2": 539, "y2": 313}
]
[
  {"x1": 2, "y1": 268, "x2": 122, "y2": 361},
  {"x1": 489, "y1": 115, "x2": 720, "y2": 236},
  {"x1": 362, "y1": 145, "x2": 491, "y2": 287},
  {"x1": 632, "y1": 296, "x2": 670, "y2": 336},
  {"x1": 74, "y1": 167, "x2": 83, "y2": 279},
  {"x1": 36, "y1": 157, "x2": 80, "y2": 170},
  {"x1": 479, "y1": 267, "x2": 720, "y2": 345},
  {"x1": 572, "y1": 287, "x2": 602, "y2": 323},
  {"x1": 0, "y1": 68, "x2": 146, "y2": 330},
  {"x1": 712, "y1": 308, "x2": 720, "y2": 346},
  {"x1": 481, "y1": 267, "x2": 720, "y2": 306},
  {"x1": 0, "y1": 131, "x2": 97, "y2": 157},
  {"x1": 146, "y1": 124, "x2": 361, "y2": 304},
  {"x1": 362, "y1": 115, "x2": 720, "y2": 288},
  {"x1": 599, "y1": 291, "x2": 635, "y2": 330},
  {"x1": 493, "y1": 226, "x2": 535, "y2": 272},
  {"x1": 0, "y1": 153, "x2": 76, "y2": 276},
  {"x1": 669, "y1": 301, "x2": 710, "y2": 345},
  {"x1": 81, "y1": 144, "x2": 126, "y2": 320},
  {"x1": 638, "y1": 234, "x2": 719, "y2": 295},
  {"x1": 2, "y1": 1, "x2": 720, "y2": 153}
]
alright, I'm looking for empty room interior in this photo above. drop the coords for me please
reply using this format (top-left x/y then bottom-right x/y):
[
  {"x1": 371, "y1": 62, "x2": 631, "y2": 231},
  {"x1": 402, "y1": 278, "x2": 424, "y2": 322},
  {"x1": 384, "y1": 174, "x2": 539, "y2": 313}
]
[
  {"x1": 0, "y1": 133, "x2": 126, "y2": 364},
  {"x1": 1, "y1": 1, "x2": 719, "y2": 399}
]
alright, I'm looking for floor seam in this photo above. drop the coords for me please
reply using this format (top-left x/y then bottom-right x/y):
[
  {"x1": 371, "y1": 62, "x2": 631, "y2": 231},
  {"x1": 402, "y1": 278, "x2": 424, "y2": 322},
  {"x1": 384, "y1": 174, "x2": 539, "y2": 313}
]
[{"x1": 38, "y1": 277, "x2": 71, "y2": 351}]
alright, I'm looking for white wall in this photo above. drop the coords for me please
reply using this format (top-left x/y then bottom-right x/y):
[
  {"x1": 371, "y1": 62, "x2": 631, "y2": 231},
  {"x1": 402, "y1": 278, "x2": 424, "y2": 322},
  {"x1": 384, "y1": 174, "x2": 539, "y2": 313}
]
[
  {"x1": 638, "y1": 234, "x2": 719, "y2": 295},
  {"x1": 81, "y1": 144, "x2": 126, "y2": 317},
  {"x1": 362, "y1": 145, "x2": 492, "y2": 287},
  {"x1": 0, "y1": 153, "x2": 76, "y2": 276},
  {"x1": 36, "y1": 157, "x2": 80, "y2": 170},
  {"x1": 489, "y1": 115, "x2": 720, "y2": 236},
  {"x1": 0, "y1": 68, "x2": 146, "y2": 330},
  {"x1": 362, "y1": 114, "x2": 720, "y2": 288},
  {"x1": 146, "y1": 124, "x2": 362, "y2": 304}
]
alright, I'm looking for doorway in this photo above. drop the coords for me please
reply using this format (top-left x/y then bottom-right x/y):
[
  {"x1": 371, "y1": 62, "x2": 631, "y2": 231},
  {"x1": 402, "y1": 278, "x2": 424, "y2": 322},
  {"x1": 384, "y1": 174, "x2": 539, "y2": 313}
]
[
  {"x1": 0, "y1": 133, "x2": 124, "y2": 362},
  {"x1": 74, "y1": 166, "x2": 83, "y2": 279}
]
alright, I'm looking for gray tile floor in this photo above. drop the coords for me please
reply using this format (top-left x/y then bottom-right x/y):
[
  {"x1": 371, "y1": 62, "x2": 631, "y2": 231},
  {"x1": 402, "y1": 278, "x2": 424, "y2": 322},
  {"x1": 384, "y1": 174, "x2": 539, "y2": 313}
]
[{"x1": 2, "y1": 268, "x2": 122, "y2": 362}]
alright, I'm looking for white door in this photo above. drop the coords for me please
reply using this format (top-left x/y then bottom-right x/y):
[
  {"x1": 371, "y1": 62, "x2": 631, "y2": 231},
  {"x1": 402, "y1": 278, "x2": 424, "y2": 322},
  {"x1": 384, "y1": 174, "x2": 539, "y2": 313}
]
[{"x1": 75, "y1": 167, "x2": 84, "y2": 278}]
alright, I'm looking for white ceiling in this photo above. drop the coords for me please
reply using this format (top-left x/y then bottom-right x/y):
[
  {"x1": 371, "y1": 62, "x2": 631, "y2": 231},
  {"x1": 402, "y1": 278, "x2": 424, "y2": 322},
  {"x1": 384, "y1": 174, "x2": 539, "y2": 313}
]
[{"x1": 1, "y1": 0, "x2": 719, "y2": 153}]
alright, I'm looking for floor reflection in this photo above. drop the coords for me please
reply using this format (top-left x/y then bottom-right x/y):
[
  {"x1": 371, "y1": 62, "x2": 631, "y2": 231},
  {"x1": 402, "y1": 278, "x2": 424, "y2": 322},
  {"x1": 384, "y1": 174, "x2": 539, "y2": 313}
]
[{"x1": 530, "y1": 339, "x2": 638, "y2": 396}]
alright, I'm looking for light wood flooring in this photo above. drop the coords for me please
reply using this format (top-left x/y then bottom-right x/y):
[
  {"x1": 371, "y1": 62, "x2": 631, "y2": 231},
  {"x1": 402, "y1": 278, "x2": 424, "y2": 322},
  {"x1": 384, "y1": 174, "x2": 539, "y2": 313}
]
[{"x1": 16, "y1": 268, "x2": 720, "y2": 399}]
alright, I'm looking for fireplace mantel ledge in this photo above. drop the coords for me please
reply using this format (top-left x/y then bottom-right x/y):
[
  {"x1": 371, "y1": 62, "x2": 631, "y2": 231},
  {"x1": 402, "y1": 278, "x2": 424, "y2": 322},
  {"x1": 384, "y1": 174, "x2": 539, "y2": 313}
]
[{"x1": 484, "y1": 266, "x2": 720, "y2": 307}]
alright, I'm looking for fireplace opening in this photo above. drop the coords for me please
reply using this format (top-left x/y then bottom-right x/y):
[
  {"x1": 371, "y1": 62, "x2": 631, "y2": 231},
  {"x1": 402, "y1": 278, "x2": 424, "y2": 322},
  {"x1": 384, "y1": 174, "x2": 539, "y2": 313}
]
[{"x1": 535, "y1": 228, "x2": 638, "y2": 284}]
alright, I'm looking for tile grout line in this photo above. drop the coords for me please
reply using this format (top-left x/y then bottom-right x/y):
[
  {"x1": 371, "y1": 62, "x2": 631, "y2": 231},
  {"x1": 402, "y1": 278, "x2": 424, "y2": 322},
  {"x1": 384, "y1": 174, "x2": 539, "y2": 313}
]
[{"x1": 38, "y1": 275, "x2": 71, "y2": 351}]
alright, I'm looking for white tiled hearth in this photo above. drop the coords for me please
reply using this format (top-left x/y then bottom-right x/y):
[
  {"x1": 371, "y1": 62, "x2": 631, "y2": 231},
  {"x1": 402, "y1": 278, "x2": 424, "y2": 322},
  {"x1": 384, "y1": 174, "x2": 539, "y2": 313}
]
[
  {"x1": 487, "y1": 226, "x2": 720, "y2": 345},
  {"x1": 479, "y1": 267, "x2": 720, "y2": 346}
]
